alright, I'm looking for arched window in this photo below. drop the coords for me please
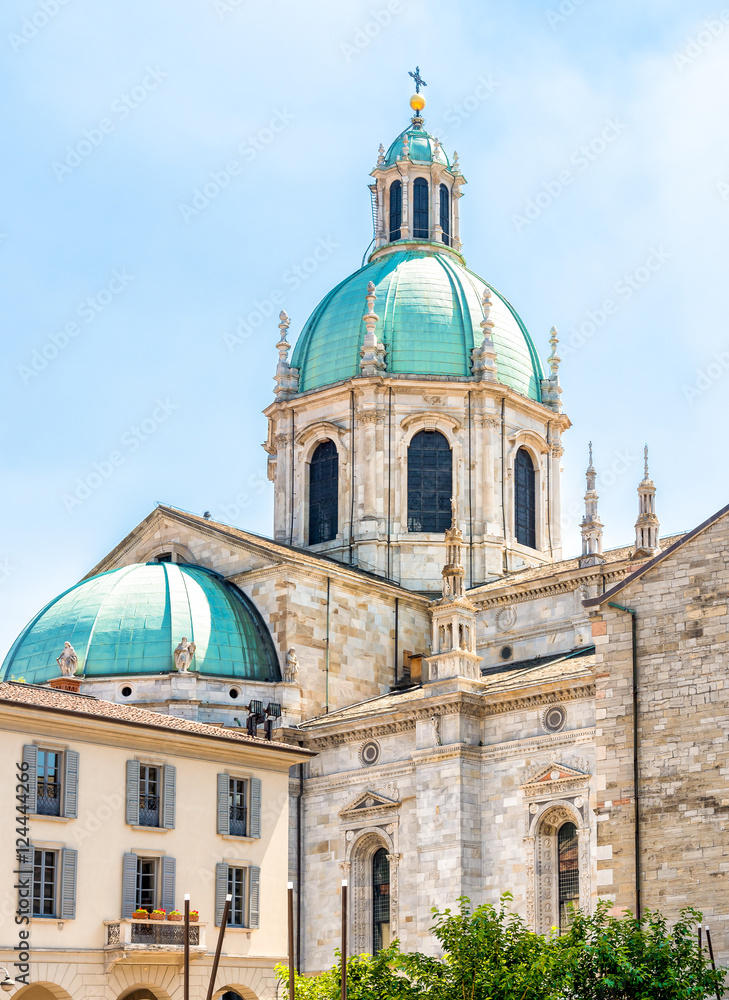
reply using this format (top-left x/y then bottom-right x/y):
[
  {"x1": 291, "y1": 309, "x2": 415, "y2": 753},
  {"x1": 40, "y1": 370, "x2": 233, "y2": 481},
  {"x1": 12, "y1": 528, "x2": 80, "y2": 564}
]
[
  {"x1": 407, "y1": 430, "x2": 452, "y2": 532},
  {"x1": 389, "y1": 180, "x2": 402, "y2": 242},
  {"x1": 413, "y1": 177, "x2": 429, "y2": 239},
  {"x1": 439, "y1": 184, "x2": 450, "y2": 246},
  {"x1": 372, "y1": 848, "x2": 391, "y2": 955},
  {"x1": 309, "y1": 440, "x2": 338, "y2": 545},
  {"x1": 558, "y1": 822, "x2": 579, "y2": 932},
  {"x1": 515, "y1": 447, "x2": 536, "y2": 548}
]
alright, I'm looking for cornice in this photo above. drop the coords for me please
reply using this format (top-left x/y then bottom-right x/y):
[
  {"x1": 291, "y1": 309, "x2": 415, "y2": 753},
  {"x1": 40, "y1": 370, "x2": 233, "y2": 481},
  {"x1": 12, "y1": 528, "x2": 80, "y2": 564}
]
[{"x1": 471, "y1": 567, "x2": 628, "y2": 609}]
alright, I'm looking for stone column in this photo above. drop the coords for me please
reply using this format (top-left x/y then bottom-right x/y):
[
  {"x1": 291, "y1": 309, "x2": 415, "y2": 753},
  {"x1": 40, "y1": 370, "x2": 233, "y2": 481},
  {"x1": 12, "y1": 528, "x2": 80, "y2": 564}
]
[
  {"x1": 361, "y1": 411, "x2": 378, "y2": 520},
  {"x1": 274, "y1": 427, "x2": 292, "y2": 542},
  {"x1": 550, "y1": 438, "x2": 564, "y2": 556},
  {"x1": 452, "y1": 187, "x2": 463, "y2": 251},
  {"x1": 401, "y1": 175, "x2": 410, "y2": 239},
  {"x1": 483, "y1": 416, "x2": 497, "y2": 525}
]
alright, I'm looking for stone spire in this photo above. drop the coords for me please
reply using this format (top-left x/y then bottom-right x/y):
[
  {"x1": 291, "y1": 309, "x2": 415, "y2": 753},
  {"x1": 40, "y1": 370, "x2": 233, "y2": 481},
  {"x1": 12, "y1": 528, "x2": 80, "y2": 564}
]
[
  {"x1": 633, "y1": 445, "x2": 660, "y2": 559},
  {"x1": 377, "y1": 143, "x2": 385, "y2": 166},
  {"x1": 442, "y1": 497, "x2": 465, "y2": 599},
  {"x1": 273, "y1": 310, "x2": 299, "y2": 399},
  {"x1": 579, "y1": 442, "x2": 605, "y2": 567},
  {"x1": 359, "y1": 281, "x2": 387, "y2": 376},
  {"x1": 471, "y1": 288, "x2": 498, "y2": 381},
  {"x1": 541, "y1": 326, "x2": 562, "y2": 412}
]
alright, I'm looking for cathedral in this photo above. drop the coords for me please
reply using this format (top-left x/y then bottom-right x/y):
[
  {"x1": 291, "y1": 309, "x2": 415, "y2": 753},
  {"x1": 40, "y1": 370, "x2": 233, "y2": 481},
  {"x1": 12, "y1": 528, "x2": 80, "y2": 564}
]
[{"x1": 4, "y1": 85, "x2": 729, "y2": 977}]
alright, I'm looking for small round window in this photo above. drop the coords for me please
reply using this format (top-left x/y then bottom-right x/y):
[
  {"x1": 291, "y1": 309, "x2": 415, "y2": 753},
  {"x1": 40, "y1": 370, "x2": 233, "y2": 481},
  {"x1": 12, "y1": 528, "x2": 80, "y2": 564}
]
[
  {"x1": 229, "y1": 687, "x2": 240, "y2": 700},
  {"x1": 120, "y1": 686, "x2": 133, "y2": 698}
]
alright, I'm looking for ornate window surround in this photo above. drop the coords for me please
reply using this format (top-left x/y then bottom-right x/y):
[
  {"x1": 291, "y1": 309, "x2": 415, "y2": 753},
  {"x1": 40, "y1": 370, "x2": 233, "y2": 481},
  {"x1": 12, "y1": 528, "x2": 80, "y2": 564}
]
[
  {"x1": 294, "y1": 426, "x2": 349, "y2": 549},
  {"x1": 396, "y1": 414, "x2": 460, "y2": 537},
  {"x1": 506, "y1": 430, "x2": 549, "y2": 553}
]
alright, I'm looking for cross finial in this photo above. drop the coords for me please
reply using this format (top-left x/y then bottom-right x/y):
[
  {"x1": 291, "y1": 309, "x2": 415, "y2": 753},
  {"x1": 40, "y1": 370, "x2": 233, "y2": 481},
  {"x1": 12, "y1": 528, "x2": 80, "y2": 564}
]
[{"x1": 409, "y1": 66, "x2": 427, "y2": 93}]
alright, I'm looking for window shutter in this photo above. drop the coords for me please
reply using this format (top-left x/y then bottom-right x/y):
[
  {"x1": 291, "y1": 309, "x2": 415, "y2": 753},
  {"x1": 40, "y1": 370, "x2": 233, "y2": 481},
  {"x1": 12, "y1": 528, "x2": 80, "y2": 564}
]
[
  {"x1": 63, "y1": 750, "x2": 79, "y2": 819},
  {"x1": 250, "y1": 777, "x2": 262, "y2": 839},
  {"x1": 60, "y1": 848, "x2": 78, "y2": 919},
  {"x1": 161, "y1": 856, "x2": 176, "y2": 913},
  {"x1": 215, "y1": 863, "x2": 229, "y2": 926},
  {"x1": 248, "y1": 865, "x2": 260, "y2": 929},
  {"x1": 162, "y1": 765, "x2": 176, "y2": 829},
  {"x1": 22, "y1": 745, "x2": 37, "y2": 815},
  {"x1": 121, "y1": 853, "x2": 137, "y2": 917},
  {"x1": 125, "y1": 760, "x2": 140, "y2": 826},
  {"x1": 217, "y1": 773, "x2": 230, "y2": 835}
]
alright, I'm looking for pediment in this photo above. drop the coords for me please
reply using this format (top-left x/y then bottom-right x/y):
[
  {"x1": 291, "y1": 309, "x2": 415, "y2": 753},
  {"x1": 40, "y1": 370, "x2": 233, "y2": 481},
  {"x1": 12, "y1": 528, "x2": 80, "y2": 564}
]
[
  {"x1": 339, "y1": 789, "x2": 400, "y2": 819},
  {"x1": 522, "y1": 761, "x2": 590, "y2": 790}
]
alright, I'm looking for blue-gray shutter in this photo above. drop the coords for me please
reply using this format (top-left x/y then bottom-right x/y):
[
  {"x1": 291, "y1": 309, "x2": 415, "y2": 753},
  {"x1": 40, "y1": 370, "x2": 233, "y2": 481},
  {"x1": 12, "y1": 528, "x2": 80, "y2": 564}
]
[
  {"x1": 63, "y1": 750, "x2": 79, "y2": 819},
  {"x1": 216, "y1": 773, "x2": 230, "y2": 835},
  {"x1": 250, "y1": 777, "x2": 262, "y2": 839},
  {"x1": 162, "y1": 765, "x2": 176, "y2": 829},
  {"x1": 160, "y1": 856, "x2": 176, "y2": 912},
  {"x1": 215, "y1": 863, "x2": 229, "y2": 926},
  {"x1": 60, "y1": 848, "x2": 77, "y2": 919},
  {"x1": 125, "y1": 760, "x2": 140, "y2": 826},
  {"x1": 22, "y1": 745, "x2": 37, "y2": 815},
  {"x1": 248, "y1": 865, "x2": 260, "y2": 929},
  {"x1": 121, "y1": 853, "x2": 137, "y2": 917}
]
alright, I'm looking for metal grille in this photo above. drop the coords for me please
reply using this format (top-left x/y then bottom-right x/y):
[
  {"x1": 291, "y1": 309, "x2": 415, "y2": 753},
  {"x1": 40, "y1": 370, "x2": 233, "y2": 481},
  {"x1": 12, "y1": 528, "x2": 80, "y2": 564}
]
[
  {"x1": 130, "y1": 922, "x2": 200, "y2": 945},
  {"x1": 515, "y1": 448, "x2": 536, "y2": 548},
  {"x1": 138, "y1": 765, "x2": 160, "y2": 827},
  {"x1": 37, "y1": 750, "x2": 61, "y2": 816},
  {"x1": 439, "y1": 184, "x2": 450, "y2": 246},
  {"x1": 229, "y1": 777, "x2": 248, "y2": 836},
  {"x1": 33, "y1": 850, "x2": 56, "y2": 916},
  {"x1": 107, "y1": 923, "x2": 120, "y2": 946},
  {"x1": 372, "y1": 848, "x2": 390, "y2": 957},
  {"x1": 389, "y1": 180, "x2": 402, "y2": 241},
  {"x1": 413, "y1": 177, "x2": 429, "y2": 239},
  {"x1": 407, "y1": 430, "x2": 452, "y2": 532},
  {"x1": 558, "y1": 822, "x2": 579, "y2": 932},
  {"x1": 309, "y1": 441, "x2": 338, "y2": 545}
]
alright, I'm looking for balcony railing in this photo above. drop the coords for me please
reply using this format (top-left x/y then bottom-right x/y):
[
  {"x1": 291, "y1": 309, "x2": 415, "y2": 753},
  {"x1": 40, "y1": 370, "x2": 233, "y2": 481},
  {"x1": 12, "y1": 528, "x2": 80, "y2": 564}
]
[{"x1": 104, "y1": 919, "x2": 207, "y2": 966}]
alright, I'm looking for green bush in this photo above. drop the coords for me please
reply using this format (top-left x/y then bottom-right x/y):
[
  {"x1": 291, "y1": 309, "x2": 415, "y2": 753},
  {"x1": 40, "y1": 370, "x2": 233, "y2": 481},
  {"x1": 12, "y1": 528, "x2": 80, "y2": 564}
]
[{"x1": 276, "y1": 895, "x2": 726, "y2": 1000}]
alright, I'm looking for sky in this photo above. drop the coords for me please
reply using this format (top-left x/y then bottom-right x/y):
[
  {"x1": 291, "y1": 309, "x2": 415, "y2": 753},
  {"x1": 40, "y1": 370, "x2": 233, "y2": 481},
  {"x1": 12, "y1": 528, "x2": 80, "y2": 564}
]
[{"x1": 2, "y1": 0, "x2": 729, "y2": 658}]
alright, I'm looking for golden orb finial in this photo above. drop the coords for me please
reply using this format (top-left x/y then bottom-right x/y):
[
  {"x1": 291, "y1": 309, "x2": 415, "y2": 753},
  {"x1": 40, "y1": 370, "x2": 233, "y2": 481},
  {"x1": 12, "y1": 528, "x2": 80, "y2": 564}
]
[{"x1": 410, "y1": 93, "x2": 426, "y2": 112}]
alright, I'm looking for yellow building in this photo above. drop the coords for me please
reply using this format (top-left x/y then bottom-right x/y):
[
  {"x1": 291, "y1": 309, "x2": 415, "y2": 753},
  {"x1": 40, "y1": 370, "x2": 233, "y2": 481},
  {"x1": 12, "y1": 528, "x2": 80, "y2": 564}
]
[{"x1": 0, "y1": 680, "x2": 312, "y2": 1000}]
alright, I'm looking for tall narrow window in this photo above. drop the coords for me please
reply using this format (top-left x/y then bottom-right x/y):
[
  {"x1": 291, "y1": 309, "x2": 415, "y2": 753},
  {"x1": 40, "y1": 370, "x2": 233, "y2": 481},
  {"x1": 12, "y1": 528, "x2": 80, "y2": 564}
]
[
  {"x1": 229, "y1": 778, "x2": 248, "y2": 837},
  {"x1": 389, "y1": 180, "x2": 402, "y2": 242},
  {"x1": 558, "y1": 822, "x2": 579, "y2": 932},
  {"x1": 515, "y1": 447, "x2": 536, "y2": 548},
  {"x1": 372, "y1": 848, "x2": 391, "y2": 956},
  {"x1": 37, "y1": 750, "x2": 61, "y2": 816},
  {"x1": 439, "y1": 184, "x2": 450, "y2": 246},
  {"x1": 228, "y1": 866, "x2": 247, "y2": 927},
  {"x1": 407, "y1": 430, "x2": 452, "y2": 532},
  {"x1": 413, "y1": 178, "x2": 429, "y2": 239},
  {"x1": 309, "y1": 440, "x2": 338, "y2": 545},
  {"x1": 136, "y1": 856, "x2": 158, "y2": 913},
  {"x1": 33, "y1": 850, "x2": 57, "y2": 916},
  {"x1": 138, "y1": 765, "x2": 160, "y2": 827}
]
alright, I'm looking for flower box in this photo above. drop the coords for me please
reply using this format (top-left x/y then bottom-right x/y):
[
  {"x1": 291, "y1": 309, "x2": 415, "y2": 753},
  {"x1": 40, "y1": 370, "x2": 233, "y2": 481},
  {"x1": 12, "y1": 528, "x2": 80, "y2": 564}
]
[
  {"x1": 150, "y1": 910, "x2": 166, "y2": 921},
  {"x1": 168, "y1": 913, "x2": 182, "y2": 922},
  {"x1": 189, "y1": 911, "x2": 199, "y2": 922},
  {"x1": 132, "y1": 910, "x2": 149, "y2": 920}
]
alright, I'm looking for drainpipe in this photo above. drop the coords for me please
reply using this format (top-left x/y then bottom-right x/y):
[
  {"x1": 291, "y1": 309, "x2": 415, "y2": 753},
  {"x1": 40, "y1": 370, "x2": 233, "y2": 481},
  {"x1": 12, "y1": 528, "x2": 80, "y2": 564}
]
[
  {"x1": 296, "y1": 750, "x2": 303, "y2": 972},
  {"x1": 325, "y1": 577, "x2": 331, "y2": 713},
  {"x1": 607, "y1": 601, "x2": 641, "y2": 919}
]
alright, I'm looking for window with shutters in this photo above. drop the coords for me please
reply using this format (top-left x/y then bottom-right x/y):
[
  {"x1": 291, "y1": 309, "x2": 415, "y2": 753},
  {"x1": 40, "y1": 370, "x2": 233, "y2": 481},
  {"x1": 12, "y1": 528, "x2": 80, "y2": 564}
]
[
  {"x1": 37, "y1": 749, "x2": 61, "y2": 816},
  {"x1": 389, "y1": 180, "x2": 402, "y2": 241},
  {"x1": 126, "y1": 760, "x2": 175, "y2": 829},
  {"x1": 23, "y1": 745, "x2": 79, "y2": 820},
  {"x1": 439, "y1": 184, "x2": 450, "y2": 246},
  {"x1": 407, "y1": 430, "x2": 453, "y2": 532},
  {"x1": 135, "y1": 857, "x2": 158, "y2": 913},
  {"x1": 32, "y1": 849, "x2": 57, "y2": 916},
  {"x1": 309, "y1": 440, "x2": 338, "y2": 545},
  {"x1": 217, "y1": 773, "x2": 260, "y2": 839},
  {"x1": 515, "y1": 447, "x2": 537, "y2": 548},
  {"x1": 413, "y1": 177, "x2": 429, "y2": 238},
  {"x1": 138, "y1": 765, "x2": 160, "y2": 827},
  {"x1": 215, "y1": 862, "x2": 260, "y2": 928},
  {"x1": 229, "y1": 778, "x2": 248, "y2": 837}
]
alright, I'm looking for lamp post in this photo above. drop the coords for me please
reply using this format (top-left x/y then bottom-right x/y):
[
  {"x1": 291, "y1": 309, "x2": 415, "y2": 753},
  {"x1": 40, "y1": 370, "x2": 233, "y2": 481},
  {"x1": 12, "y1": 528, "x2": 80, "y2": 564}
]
[
  {"x1": 340, "y1": 879, "x2": 348, "y2": 1000},
  {"x1": 0, "y1": 969, "x2": 16, "y2": 992},
  {"x1": 183, "y1": 893, "x2": 190, "y2": 1000},
  {"x1": 287, "y1": 881, "x2": 295, "y2": 1000}
]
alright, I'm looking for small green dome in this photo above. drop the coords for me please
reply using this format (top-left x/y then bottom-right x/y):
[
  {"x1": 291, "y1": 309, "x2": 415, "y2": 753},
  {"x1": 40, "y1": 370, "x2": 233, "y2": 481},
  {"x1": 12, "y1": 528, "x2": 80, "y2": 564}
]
[
  {"x1": 384, "y1": 122, "x2": 449, "y2": 167},
  {"x1": 291, "y1": 247, "x2": 545, "y2": 398},
  {"x1": 2, "y1": 563, "x2": 280, "y2": 685}
]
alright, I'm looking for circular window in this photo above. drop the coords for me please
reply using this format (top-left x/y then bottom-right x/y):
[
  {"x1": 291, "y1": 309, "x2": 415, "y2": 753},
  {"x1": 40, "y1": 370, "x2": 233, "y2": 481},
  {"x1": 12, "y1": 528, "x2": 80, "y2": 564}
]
[
  {"x1": 500, "y1": 645, "x2": 512, "y2": 661},
  {"x1": 359, "y1": 740, "x2": 381, "y2": 767},
  {"x1": 120, "y1": 686, "x2": 133, "y2": 698},
  {"x1": 229, "y1": 687, "x2": 240, "y2": 700},
  {"x1": 543, "y1": 705, "x2": 566, "y2": 733}
]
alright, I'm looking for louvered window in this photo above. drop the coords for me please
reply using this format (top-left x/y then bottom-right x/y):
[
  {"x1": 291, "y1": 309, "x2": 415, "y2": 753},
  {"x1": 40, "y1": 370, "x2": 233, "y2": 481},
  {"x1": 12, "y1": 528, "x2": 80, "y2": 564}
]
[
  {"x1": 413, "y1": 177, "x2": 429, "y2": 239},
  {"x1": 407, "y1": 430, "x2": 452, "y2": 532},
  {"x1": 309, "y1": 440, "x2": 338, "y2": 545},
  {"x1": 439, "y1": 184, "x2": 450, "y2": 246},
  {"x1": 515, "y1": 447, "x2": 536, "y2": 548},
  {"x1": 389, "y1": 180, "x2": 402, "y2": 241}
]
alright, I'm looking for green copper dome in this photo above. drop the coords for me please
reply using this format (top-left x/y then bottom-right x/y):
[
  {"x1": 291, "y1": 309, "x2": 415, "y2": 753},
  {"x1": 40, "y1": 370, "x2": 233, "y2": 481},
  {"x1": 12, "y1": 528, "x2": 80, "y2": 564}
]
[
  {"x1": 291, "y1": 247, "x2": 545, "y2": 398},
  {"x1": 384, "y1": 122, "x2": 449, "y2": 167},
  {"x1": 2, "y1": 563, "x2": 280, "y2": 685}
]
